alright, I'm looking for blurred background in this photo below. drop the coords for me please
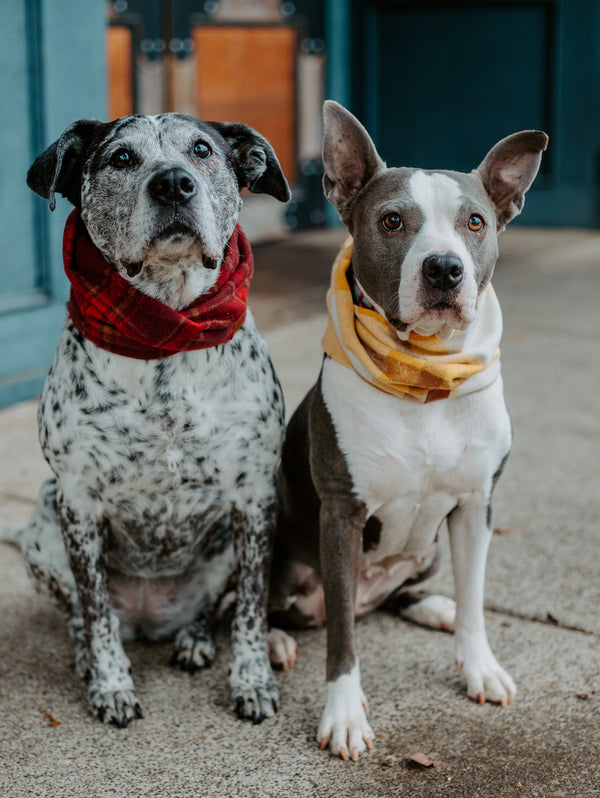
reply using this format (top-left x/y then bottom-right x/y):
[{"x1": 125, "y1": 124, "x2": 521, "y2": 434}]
[{"x1": 1, "y1": 0, "x2": 599, "y2": 406}]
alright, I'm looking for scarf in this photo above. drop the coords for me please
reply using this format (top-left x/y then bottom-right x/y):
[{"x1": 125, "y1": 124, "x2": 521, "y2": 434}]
[
  {"x1": 63, "y1": 209, "x2": 253, "y2": 360},
  {"x1": 322, "y1": 237, "x2": 502, "y2": 403}
]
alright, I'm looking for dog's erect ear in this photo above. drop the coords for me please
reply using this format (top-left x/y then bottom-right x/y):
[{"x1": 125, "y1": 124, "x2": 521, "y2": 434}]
[
  {"x1": 27, "y1": 119, "x2": 104, "y2": 211},
  {"x1": 209, "y1": 121, "x2": 291, "y2": 202},
  {"x1": 476, "y1": 130, "x2": 549, "y2": 231},
  {"x1": 322, "y1": 100, "x2": 385, "y2": 220}
]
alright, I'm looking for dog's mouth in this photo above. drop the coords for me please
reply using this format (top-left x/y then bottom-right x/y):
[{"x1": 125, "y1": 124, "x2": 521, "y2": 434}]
[
  {"x1": 145, "y1": 217, "x2": 221, "y2": 270},
  {"x1": 428, "y1": 299, "x2": 460, "y2": 314},
  {"x1": 393, "y1": 295, "x2": 474, "y2": 338},
  {"x1": 154, "y1": 219, "x2": 198, "y2": 242}
]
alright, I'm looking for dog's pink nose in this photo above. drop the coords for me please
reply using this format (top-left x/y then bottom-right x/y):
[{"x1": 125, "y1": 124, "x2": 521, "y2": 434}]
[
  {"x1": 422, "y1": 254, "x2": 464, "y2": 291},
  {"x1": 149, "y1": 167, "x2": 198, "y2": 206}
]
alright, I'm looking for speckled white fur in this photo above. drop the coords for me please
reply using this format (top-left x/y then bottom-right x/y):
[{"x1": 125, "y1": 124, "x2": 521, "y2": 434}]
[{"x1": 9, "y1": 113, "x2": 289, "y2": 727}]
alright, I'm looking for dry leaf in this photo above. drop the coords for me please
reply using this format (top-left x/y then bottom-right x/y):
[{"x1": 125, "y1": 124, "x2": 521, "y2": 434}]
[
  {"x1": 409, "y1": 752, "x2": 435, "y2": 767},
  {"x1": 44, "y1": 711, "x2": 61, "y2": 727},
  {"x1": 576, "y1": 693, "x2": 588, "y2": 700},
  {"x1": 493, "y1": 526, "x2": 515, "y2": 535}
]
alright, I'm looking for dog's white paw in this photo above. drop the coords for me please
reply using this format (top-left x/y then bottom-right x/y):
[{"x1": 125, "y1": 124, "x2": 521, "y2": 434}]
[
  {"x1": 455, "y1": 637, "x2": 516, "y2": 706},
  {"x1": 89, "y1": 684, "x2": 143, "y2": 727},
  {"x1": 171, "y1": 622, "x2": 216, "y2": 673},
  {"x1": 231, "y1": 678, "x2": 279, "y2": 724},
  {"x1": 230, "y1": 655, "x2": 279, "y2": 723},
  {"x1": 317, "y1": 661, "x2": 374, "y2": 761},
  {"x1": 400, "y1": 594, "x2": 456, "y2": 631},
  {"x1": 267, "y1": 628, "x2": 298, "y2": 671}
]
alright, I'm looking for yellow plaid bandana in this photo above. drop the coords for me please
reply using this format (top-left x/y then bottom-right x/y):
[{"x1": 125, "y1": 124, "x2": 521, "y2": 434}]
[{"x1": 322, "y1": 238, "x2": 502, "y2": 403}]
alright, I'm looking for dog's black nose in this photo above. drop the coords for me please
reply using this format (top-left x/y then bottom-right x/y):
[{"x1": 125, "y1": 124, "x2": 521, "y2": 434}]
[
  {"x1": 422, "y1": 254, "x2": 464, "y2": 291},
  {"x1": 148, "y1": 168, "x2": 198, "y2": 206}
]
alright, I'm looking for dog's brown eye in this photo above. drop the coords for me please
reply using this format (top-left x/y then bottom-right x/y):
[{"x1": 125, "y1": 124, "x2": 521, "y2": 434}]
[
  {"x1": 110, "y1": 148, "x2": 133, "y2": 169},
  {"x1": 193, "y1": 141, "x2": 212, "y2": 159},
  {"x1": 468, "y1": 214, "x2": 484, "y2": 232},
  {"x1": 382, "y1": 212, "x2": 402, "y2": 232}
]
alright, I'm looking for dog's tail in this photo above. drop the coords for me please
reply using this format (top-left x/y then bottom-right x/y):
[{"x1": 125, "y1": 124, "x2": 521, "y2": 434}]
[{"x1": 0, "y1": 523, "x2": 25, "y2": 550}]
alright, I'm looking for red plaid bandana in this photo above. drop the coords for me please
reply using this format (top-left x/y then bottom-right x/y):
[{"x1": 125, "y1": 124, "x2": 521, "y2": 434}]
[{"x1": 63, "y1": 210, "x2": 253, "y2": 359}]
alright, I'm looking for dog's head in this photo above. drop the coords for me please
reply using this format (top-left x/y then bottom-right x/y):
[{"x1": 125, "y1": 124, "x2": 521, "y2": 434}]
[
  {"x1": 28, "y1": 113, "x2": 290, "y2": 303},
  {"x1": 322, "y1": 101, "x2": 548, "y2": 337}
]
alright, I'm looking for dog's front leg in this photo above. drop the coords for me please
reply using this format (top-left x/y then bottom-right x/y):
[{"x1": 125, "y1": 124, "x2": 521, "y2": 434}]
[
  {"x1": 230, "y1": 502, "x2": 279, "y2": 723},
  {"x1": 317, "y1": 499, "x2": 374, "y2": 761},
  {"x1": 57, "y1": 492, "x2": 141, "y2": 726},
  {"x1": 448, "y1": 500, "x2": 516, "y2": 706}
]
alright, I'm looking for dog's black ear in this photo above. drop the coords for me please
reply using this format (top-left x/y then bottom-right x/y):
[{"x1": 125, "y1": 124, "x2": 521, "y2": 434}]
[
  {"x1": 476, "y1": 130, "x2": 549, "y2": 231},
  {"x1": 322, "y1": 100, "x2": 385, "y2": 222},
  {"x1": 27, "y1": 119, "x2": 104, "y2": 211},
  {"x1": 210, "y1": 121, "x2": 291, "y2": 202}
]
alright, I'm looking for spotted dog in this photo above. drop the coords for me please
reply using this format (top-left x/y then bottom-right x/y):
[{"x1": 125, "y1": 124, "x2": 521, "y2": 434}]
[
  {"x1": 269, "y1": 101, "x2": 548, "y2": 759},
  {"x1": 4, "y1": 113, "x2": 290, "y2": 726}
]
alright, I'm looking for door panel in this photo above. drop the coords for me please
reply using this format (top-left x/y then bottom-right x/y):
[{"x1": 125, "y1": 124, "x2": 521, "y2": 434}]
[
  {"x1": 0, "y1": 1, "x2": 45, "y2": 303},
  {"x1": 352, "y1": 0, "x2": 600, "y2": 226},
  {"x1": 0, "y1": 0, "x2": 106, "y2": 407},
  {"x1": 374, "y1": 6, "x2": 552, "y2": 175}
]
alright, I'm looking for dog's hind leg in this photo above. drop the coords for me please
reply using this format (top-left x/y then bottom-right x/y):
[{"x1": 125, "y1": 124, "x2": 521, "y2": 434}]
[
  {"x1": 3, "y1": 478, "x2": 92, "y2": 677},
  {"x1": 169, "y1": 533, "x2": 236, "y2": 673},
  {"x1": 395, "y1": 591, "x2": 456, "y2": 631},
  {"x1": 382, "y1": 547, "x2": 455, "y2": 631},
  {"x1": 267, "y1": 627, "x2": 298, "y2": 671},
  {"x1": 171, "y1": 613, "x2": 217, "y2": 673}
]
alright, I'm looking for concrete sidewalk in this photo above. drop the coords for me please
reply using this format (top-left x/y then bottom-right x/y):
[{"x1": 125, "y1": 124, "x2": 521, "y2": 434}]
[{"x1": 1, "y1": 225, "x2": 599, "y2": 797}]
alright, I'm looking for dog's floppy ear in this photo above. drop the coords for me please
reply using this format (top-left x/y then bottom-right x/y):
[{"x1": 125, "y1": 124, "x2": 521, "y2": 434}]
[
  {"x1": 210, "y1": 121, "x2": 291, "y2": 202},
  {"x1": 27, "y1": 119, "x2": 104, "y2": 211},
  {"x1": 476, "y1": 130, "x2": 549, "y2": 231},
  {"x1": 322, "y1": 100, "x2": 385, "y2": 221}
]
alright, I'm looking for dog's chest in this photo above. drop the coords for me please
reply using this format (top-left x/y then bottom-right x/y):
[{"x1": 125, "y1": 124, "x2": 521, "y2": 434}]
[
  {"x1": 321, "y1": 358, "x2": 511, "y2": 562},
  {"x1": 40, "y1": 319, "x2": 283, "y2": 569}
]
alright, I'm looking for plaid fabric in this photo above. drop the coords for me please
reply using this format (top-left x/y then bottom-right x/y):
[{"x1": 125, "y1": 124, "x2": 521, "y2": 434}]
[
  {"x1": 63, "y1": 210, "x2": 253, "y2": 360},
  {"x1": 322, "y1": 237, "x2": 502, "y2": 403}
]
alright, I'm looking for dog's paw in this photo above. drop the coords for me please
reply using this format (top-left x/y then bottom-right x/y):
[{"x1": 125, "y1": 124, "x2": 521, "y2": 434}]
[
  {"x1": 317, "y1": 662, "x2": 374, "y2": 761},
  {"x1": 231, "y1": 679, "x2": 279, "y2": 724},
  {"x1": 88, "y1": 684, "x2": 143, "y2": 727},
  {"x1": 230, "y1": 656, "x2": 279, "y2": 723},
  {"x1": 455, "y1": 637, "x2": 516, "y2": 706},
  {"x1": 400, "y1": 594, "x2": 456, "y2": 631},
  {"x1": 171, "y1": 623, "x2": 216, "y2": 673},
  {"x1": 267, "y1": 628, "x2": 298, "y2": 671}
]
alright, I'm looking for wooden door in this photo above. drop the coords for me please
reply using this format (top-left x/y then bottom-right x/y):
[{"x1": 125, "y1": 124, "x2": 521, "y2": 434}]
[{"x1": 193, "y1": 25, "x2": 297, "y2": 184}]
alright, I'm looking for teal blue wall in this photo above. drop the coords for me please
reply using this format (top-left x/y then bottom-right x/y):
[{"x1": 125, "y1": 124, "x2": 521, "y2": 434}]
[{"x1": 0, "y1": 0, "x2": 106, "y2": 407}]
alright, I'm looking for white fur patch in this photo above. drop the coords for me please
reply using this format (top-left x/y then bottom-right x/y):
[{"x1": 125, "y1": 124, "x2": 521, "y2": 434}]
[
  {"x1": 317, "y1": 660, "x2": 374, "y2": 759},
  {"x1": 320, "y1": 357, "x2": 511, "y2": 558},
  {"x1": 267, "y1": 628, "x2": 298, "y2": 670},
  {"x1": 400, "y1": 594, "x2": 456, "y2": 631},
  {"x1": 397, "y1": 171, "x2": 479, "y2": 334}
]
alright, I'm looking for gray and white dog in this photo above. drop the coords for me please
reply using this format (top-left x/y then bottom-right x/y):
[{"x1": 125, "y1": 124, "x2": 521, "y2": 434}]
[
  {"x1": 269, "y1": 101, "x2": 547, "y2": 759},
  {"x1": 5, "y1": 113, "x2": 290, "y2": 726}
]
